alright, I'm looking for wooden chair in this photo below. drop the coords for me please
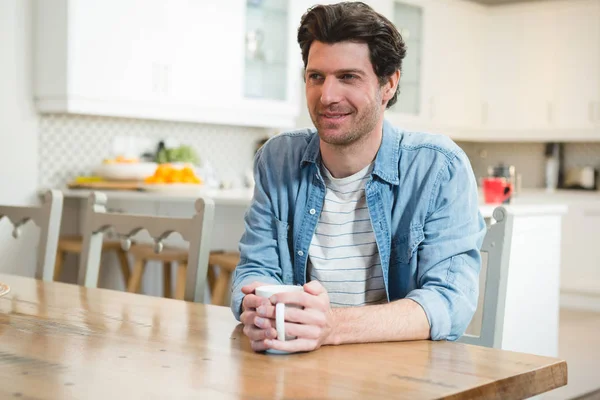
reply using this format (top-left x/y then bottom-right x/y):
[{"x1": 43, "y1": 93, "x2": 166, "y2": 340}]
[
  {"x1": 53, "y1": 235, "x2": 131, "y2": 285},
  {"x1": 78, "y1": 191, "x2": 215, "y2": 302},
  {"x1": 0, "y1": 190, "x2": 63, "y2": 281},
  {"x1": 126, "y1": 245, "x2": 190, "y2": 300},
  {"x1": 126, "y1": 246, "x2": 240, "y2": 305},
  {"x1": 207, "y1": 251, "x2": 240, "y2": 306},
  {"x1": 459, "y1": 206, "x2": 514, "y2": 348}
]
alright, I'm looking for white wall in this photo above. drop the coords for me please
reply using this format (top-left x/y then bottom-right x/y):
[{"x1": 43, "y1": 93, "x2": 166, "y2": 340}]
[
  {"x1": 0, "y1": 0, "x2": 38, "y2": 205},
  {"x1": 0, "y1": 0, "x2": 40, "y2": 277}
]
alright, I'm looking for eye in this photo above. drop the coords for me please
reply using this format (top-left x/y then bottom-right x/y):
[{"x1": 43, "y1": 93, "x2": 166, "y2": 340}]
[
  {"x1": 308, "y1": 73, "x2": 323, "y2": 81},
  {"x1": 341, "y1": 74, "x2": 356, "y2": 80}
]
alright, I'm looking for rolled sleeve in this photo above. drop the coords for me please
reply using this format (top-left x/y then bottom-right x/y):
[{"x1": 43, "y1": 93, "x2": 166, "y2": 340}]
[
  {"x1": 405, "y1": 288, "x2": 452, "y2": 341},
  {"x1": 409, "y1": 151, "x2": 486, "y2": 341}
]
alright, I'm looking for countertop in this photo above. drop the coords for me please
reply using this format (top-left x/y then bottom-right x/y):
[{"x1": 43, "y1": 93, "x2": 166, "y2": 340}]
[{"x1": 44, "y1": 187, "x2": 585, "y2": 217}]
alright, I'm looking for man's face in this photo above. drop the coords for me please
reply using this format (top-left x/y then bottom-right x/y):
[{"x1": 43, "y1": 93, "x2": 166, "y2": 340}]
[{"x1": 305, "y1": 41, "x2": 389, "y2": 146}]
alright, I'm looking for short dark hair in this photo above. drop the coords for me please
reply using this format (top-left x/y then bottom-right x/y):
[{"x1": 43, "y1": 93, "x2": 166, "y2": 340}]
[{"x1": 297, "y1": 2, "x2": 406, "y2": 108}]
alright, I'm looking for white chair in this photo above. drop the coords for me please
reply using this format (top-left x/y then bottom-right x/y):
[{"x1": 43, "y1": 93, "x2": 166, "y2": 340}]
[
  {"x1": 0, "y1": 190, "x2": 64, "y2": 281},
  {"x1": 459, "y1": 206, "x2": 514, "y2": 348},
  {"x1": 78, "y1": 191, "x2": 215, "y2": 302}
]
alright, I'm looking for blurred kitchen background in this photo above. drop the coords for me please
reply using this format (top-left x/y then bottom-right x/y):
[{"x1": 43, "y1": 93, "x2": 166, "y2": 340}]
[{"x1": 2, "y1": 0, "x2": 600, "y2": 398}]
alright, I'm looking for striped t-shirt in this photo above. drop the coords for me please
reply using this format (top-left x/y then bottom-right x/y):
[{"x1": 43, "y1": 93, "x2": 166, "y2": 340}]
[{"x1": 307, "y1": 163, "x2": 387, "y2": 307}]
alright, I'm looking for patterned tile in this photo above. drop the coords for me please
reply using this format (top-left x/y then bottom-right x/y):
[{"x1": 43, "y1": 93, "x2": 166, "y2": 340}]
[{"x1": 39, "y1": 114, "x2": 271, "y2": 188}]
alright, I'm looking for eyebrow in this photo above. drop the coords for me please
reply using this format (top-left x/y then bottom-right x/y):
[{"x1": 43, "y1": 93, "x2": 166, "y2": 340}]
[{"x1": 306, "y1": 68, "x2": 366, "y2": 76}]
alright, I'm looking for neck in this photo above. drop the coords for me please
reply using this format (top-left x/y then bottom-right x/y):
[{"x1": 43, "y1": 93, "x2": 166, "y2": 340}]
[{"x1": 320, "y1": 122, "x2": 383, "y2": 179}]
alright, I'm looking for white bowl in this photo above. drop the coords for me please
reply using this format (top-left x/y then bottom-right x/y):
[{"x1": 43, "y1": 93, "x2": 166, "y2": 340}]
[{"x1": 94, "y1": 162, "x2": 158, "y2": 181}]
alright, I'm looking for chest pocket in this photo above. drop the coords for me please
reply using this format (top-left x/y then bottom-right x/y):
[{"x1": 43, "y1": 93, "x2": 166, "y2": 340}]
[
  {"x1": 391, "y1": 224, "x2": 424, "y2": 264},
  {"x1": 274, "y1": 217, "x2": 293, "y2": 283}
]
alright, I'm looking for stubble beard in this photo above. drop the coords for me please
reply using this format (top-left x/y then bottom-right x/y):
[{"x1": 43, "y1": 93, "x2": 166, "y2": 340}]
[{"x1": 311, "y1": 92, "x2": 383, "y2": 148}]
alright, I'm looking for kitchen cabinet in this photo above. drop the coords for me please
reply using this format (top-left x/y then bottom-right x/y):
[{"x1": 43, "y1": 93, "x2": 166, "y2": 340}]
[
  {"x1": 34, "y1": 0, "x2": 301, "y2": 129},
  {"x1": 553, "y1": 0, "x2": 600, "y2": 132},
  {"x1": 482, "y1": 0, "x2": 600, "y2": 141},
  {"x1": 423, "y1": 0, "x2": 485, "y2": 135},
  {"x1": 560, "y1": 202, "x2": 600, "y2": 299},
  {"x1": 384, "y1": 0, "x2": 486, "y2": 139},
  {"x1": 482, "y1": 4, "x2": 557, "y2": 136}
]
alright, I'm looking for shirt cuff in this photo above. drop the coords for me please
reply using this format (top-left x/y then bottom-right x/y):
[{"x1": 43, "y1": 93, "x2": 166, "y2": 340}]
[
  {"x1": 405, "y1": 288, "x2": 452, "y2": 341},
  {"x1": 230, "y1": 275, "x2": 282, "y2": 321}
]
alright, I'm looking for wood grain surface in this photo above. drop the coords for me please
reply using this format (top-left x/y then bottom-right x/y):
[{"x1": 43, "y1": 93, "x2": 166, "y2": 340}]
[{"x1": 0, "y1": 274, "x2": 567, "y2": 399}]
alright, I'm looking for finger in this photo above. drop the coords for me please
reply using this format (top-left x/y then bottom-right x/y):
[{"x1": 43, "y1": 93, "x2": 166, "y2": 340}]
[
  {"x1": 282, "y1": 322, "x2": 321, "y2": 340},
  {"x1": 256, "y1": 303, "x2": 276, "y2": 319},
  {"x1": 242, "y1": 294, "x2": 270, "y2": 311},
  {"x1": 251, "y1": 340, "x2": 270, "y2": 352},
  {"x1": 265, "y1": 338, "x2": 317, "y2": 353},
  {"x1": 253, "y1": 316, "x2": 275, "y2": 330},
  {"x1": 271, "y1": 291, "x2": 320, "y2": 309},
  {"x1": 303, "y1": 280, "x2": 326, "y2": 296},
  {"x1": 242, "y1": 324, "x2": 277, "y2": 342},
  {"x1": 240, "y1": 309, "x2": 257, "y2": 326},
  {"x1": 281, "y1": 307, "x2": 327, "y2": 327},
  {"x1": 241, "y1": 281, "x2": 268, "y2": 295}
]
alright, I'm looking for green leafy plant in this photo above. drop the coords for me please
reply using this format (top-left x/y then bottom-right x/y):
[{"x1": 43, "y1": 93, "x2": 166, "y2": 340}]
[{"x1": 156, "y1": 145, "x2": 200, "y2": 165}]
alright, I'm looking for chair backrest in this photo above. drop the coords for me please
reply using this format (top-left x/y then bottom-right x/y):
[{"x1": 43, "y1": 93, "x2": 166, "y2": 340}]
[
  {"x1": 0, "y1": 190, "x2": 64, "y2": 281},
  {"x1": 78, "y1": 191, "x2": 215, "y2": 302},
  {"x1": 459, "y1": 206, "x2": 514, "y2": 348}
]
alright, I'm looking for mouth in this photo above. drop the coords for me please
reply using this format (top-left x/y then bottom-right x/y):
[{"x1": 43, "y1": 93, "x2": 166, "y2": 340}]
[{"x1": 318, "y1": 112, "x2": 352, "y2": 122}]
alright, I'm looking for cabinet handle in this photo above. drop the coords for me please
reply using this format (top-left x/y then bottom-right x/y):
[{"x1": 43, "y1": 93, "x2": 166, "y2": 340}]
[
  {"x1": 589, "y1": 101, "x2": 595, "y2": 123},
  {"x1": 547, "y1": 102, "x2": 554, "y2": 124}
]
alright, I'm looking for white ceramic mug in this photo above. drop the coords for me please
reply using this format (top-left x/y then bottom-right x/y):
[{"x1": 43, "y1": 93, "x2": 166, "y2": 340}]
[{"x1": 255, "y1": 285, "x2": 304, "y2": 353}]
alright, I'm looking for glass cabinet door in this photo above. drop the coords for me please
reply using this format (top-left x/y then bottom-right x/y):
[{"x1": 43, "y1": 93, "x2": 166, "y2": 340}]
[
  {"x1": 392, "y1": 2, "x2": 423, "y2": 115},
  {"x1": 243, "y1": 0, "x2": 289, "y2": 101}
]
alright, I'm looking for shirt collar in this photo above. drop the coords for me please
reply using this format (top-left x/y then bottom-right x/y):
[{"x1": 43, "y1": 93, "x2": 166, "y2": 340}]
[{"x1": 300, "y1": 119, "x2": 401, "y2": 186}]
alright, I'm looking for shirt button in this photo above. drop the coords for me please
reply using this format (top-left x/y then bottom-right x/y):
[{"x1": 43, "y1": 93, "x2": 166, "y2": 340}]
[
  {"x1": 309, "y1": 208, "x2": 316, "y2": 215},
  {"x1": 297, "y1": 250, "x2": 304, "y2": 256}
]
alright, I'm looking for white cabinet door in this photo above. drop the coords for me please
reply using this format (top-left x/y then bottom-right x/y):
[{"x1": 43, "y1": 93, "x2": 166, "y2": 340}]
[
  {"x1": 383, "y1": 0, "x2": 485, "y2": 137},
  {"x1": 553, "y1": 0, "x2": 600, "y2": 131},
  {"x1": 68, "y1": 0, "x2": 169, "y2": 105},
  {"x1": 483, "y1": 4, "x2": 557, "y2": 135},
  {"x1": 561, "y1": 204, "x2": 600, "y2": 296},
  {"x1": 35, "y1": 0, "x2": 299, "y2": 128},
  {"x1": 425, "y1": 0, "x2": 485, "y2": 131},
  {"x1": 165, "y1": 0, "x2": 245, "y2": 108}
]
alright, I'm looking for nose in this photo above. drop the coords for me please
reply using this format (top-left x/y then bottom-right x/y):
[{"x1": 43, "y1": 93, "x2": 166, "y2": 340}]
[{"x1": 320, "y1": 76, "x2": 343, "y2": 106}]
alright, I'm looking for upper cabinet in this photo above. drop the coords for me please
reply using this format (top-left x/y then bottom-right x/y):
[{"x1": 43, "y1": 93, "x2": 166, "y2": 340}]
[
  {"x1": 390, "y1": 1, "x2": 423, "y2": 117},
  {"x1": 382, "y1": 0, "x2": 486, "y2": 139},
  {"x1": 553, "y1": 0, "x2": 600, "y2": 132},
  {"x1": 482, "y1": 0, "x2": 600, "y2": 141},
  {"x1": 33, "y1": 0, "x2": 600, "y2": 140},
  {"x1": 33, "y1": 0, "x2": 301, "y2": 129}
]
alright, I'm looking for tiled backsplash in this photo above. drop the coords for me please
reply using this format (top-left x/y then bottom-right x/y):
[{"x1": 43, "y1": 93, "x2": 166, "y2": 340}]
[
  {"x1": 458, "y1": 141, "x2": 600, "y2": 188},
  {"x1": 39, "y1": 114, "x2": 271, "y2": 189},
  {"x1": 37, "y1": 114, "x2": 600, "y2": 190}
]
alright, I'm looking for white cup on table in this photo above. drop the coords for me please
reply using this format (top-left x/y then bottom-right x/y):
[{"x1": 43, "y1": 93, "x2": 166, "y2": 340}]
[{"x1": 255, "y1": 285, "x2": 304, "y2": 355}]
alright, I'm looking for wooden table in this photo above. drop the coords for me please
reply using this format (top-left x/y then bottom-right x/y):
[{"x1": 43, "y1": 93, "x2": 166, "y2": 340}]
[{"x1": 0, "y1": 274, "x2": 567, "y2": 399}]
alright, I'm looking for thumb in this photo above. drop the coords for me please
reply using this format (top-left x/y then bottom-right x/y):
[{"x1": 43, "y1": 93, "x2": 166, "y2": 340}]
[
  {"x1": 241, "y1": 281, "x2": 267, "y2": 295},
  {"x1": 304, "y1": 280, "x2": 326, "y2": 296}
]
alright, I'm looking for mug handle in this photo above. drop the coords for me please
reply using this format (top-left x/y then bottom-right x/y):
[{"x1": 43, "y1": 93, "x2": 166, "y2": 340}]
[{"x1": 276, "y1": 302, "x2": 286, "y2": 341}]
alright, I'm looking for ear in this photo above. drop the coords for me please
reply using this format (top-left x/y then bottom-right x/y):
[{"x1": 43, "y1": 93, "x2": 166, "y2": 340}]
[{"x1": 382, "y1": 70, "x2": 401, "y2": 103}]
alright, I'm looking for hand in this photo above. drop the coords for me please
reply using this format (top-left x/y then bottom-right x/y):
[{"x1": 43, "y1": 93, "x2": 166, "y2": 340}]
[
  {"x1": 239, "y1": 281, "x2": 278, "y2": 352},
  {"x1": 263, "y1": 280, "x2": 334, "y2": 353}
]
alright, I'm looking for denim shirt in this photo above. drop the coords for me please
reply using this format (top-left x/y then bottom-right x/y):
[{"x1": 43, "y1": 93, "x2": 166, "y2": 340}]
[{"x1": 231, "y1": 120, "x2": 486, "y2": 341}]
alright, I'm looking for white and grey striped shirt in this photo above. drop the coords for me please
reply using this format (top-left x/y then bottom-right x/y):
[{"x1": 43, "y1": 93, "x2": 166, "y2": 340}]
[{"x1": 307, "y1": 163, "x2": 387, "y2": 307}]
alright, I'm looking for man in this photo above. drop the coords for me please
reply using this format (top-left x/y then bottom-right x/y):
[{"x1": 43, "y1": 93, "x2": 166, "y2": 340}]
[{"x1": 231, "y1": 1, "x2": 486, "y2": 354}]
